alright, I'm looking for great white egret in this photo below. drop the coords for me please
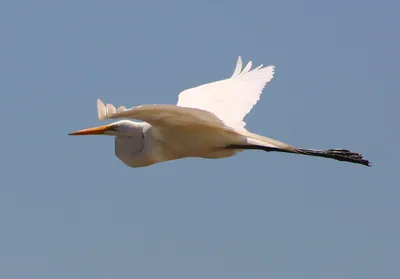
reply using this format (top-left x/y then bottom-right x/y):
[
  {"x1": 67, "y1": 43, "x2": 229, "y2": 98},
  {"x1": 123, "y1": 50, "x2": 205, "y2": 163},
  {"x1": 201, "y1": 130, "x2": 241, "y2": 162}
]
[{"x1": 69, "y1": 56, "x2": 370, "y2": 168}]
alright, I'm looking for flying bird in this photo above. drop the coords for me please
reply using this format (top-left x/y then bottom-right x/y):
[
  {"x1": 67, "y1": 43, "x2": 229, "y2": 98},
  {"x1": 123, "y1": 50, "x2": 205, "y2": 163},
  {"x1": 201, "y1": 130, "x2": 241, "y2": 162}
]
[{"x1": 69, "y1": 57, "x2": 371, "y2": 168}]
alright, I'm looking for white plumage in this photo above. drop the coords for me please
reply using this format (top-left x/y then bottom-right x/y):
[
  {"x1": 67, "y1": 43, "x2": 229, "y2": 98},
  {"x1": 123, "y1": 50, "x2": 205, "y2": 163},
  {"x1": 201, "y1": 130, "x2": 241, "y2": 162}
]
[{"x1": 70, "y1": 56, "x2": 370, "y2": 168}]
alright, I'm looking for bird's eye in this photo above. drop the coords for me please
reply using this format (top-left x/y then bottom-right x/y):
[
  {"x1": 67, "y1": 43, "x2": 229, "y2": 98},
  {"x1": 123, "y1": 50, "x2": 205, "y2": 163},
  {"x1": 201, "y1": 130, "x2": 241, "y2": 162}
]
[{"x1": 111, "y1": 125, "x2": 118, "y2": 131}]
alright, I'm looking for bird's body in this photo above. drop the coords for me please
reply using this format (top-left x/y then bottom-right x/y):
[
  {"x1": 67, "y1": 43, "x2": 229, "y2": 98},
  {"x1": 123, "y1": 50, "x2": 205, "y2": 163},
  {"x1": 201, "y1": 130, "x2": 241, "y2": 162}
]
[
  {"x1": 69, "y1": 57, "x2": 371, "y2": 167},
  {"x1": 113, "y1": 121, "x2": 240, "y2": 168}
]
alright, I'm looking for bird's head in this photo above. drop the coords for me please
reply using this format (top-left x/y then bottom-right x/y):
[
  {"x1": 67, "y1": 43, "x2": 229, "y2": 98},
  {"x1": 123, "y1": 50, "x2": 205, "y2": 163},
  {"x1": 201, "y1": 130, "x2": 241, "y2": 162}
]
[{"x1": 68, "y1": 120, "x2": 143, "y2": 137}]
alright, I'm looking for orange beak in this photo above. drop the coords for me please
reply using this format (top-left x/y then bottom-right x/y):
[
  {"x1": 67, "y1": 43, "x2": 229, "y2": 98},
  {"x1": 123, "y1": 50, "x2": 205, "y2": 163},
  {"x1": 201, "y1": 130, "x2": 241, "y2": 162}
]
[{"x1": 68, "y1": 124, "x2": 111, "y2": 136}]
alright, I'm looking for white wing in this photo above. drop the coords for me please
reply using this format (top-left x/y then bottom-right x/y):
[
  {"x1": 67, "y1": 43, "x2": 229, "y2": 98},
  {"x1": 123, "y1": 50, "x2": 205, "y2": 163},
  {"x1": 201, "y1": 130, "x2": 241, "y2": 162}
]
[
  {"x1": 97, "y1": 99, "x2": 229, "y2": 130},
  {"x1": 177, "y1": 56, "x2": 275, "y2": 130}
]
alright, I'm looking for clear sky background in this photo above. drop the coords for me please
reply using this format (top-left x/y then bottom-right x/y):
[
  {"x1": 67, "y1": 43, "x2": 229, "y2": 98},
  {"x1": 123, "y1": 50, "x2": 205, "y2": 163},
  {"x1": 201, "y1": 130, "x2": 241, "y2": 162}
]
[{"x1": 0, "y1": 0, "x2": 398, "y2": 278}]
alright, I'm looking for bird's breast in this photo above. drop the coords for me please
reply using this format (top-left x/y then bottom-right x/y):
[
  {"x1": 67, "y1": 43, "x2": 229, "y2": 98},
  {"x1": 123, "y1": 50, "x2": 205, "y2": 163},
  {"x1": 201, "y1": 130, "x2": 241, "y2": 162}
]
[{"x1": 115, "y1": 136, "x2": 155, "y2": 168}]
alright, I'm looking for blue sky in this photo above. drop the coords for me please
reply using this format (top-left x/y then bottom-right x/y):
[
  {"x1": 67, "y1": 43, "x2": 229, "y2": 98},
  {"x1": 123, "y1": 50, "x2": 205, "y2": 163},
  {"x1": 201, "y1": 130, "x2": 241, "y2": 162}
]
[{"x1": 1, "y1": 0, "x2": 398, "y2": 278}]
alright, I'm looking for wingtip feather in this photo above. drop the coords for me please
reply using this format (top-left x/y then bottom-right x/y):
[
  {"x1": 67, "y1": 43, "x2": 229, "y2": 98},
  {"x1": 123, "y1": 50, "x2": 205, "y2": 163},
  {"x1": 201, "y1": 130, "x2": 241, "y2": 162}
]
[
  {"x1": 232, "y1": 56, "x2": 243, "y2": 77},
  {"x1": 97, "y1": 99, "x2": 107, "y2": 121},
  {"x1": 106, "y1": 103, "x2": 116, "y2": 116},
  {"x1": 242, "y1": 61, "x2": 252, "y2": 74}
]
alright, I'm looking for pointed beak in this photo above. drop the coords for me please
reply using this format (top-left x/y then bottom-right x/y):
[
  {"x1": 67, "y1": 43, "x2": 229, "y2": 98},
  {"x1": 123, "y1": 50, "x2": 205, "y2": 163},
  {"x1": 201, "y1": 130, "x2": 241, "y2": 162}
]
[{"x1": 68, "y1": 124, "x2": 111, "y2": 136}]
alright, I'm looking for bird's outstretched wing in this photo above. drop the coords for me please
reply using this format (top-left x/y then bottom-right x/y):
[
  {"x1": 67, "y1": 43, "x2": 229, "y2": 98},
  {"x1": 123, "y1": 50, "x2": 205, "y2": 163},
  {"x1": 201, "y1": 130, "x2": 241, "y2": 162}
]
[
  {"x1": 176, "y1": 56, "x2": 275, "y2": 130},
  {"x1": 97, "y1": 99, "x2": 229, "y2": 130}
]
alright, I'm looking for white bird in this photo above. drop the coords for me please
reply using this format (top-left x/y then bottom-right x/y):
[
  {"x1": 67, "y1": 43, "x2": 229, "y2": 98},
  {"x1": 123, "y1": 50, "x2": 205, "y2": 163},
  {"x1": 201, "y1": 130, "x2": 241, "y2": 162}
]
[{"x1": 69, "y1": 56, "x2": 370, "y2": 168}]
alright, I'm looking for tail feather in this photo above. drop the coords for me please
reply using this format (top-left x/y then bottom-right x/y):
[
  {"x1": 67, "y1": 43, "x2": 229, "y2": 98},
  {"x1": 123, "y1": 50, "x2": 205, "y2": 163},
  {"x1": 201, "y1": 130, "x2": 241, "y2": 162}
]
[{"x1": 227, "y1": 144, "x2": 371, "y2": 167}]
